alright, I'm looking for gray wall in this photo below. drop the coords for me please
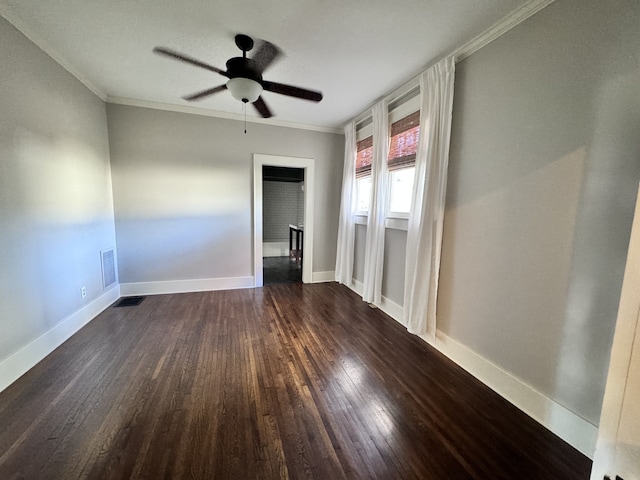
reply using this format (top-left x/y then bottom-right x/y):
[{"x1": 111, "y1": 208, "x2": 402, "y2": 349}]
[
  {"x1": 353, "y1": 224, "x2": 367, "y2": 283},
  {"x1": 0, "y1": 17, "x2": 116, "y2": 360},
  {"x1": 263, "y1": 180, "x2": 304, "y2": 242},
  {"x1": 353, "y1": 223, "x2": 406, "y2": 306},
  {"x1": 382, "y1": 229, "x2": 407, "y2": 305},
  {"x1": 438, "y1": 0, "x2": 640, "y2": 425},
  {"x1": 107, "y1": 104, "x2": 343, "y2": 282}
]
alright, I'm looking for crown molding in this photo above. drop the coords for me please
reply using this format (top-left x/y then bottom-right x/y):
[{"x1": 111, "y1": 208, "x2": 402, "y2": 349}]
[
  {"x1": 454, "y1": 0, "x2": 557, "y2": 62},
  {"x1": 0, "y1": 9, "x2": 107, "y2": 101},
  {"x1": 106, "y1": 96, "x2": 343, "y2": 135},
  {"x1": 350, "y1": 0, "x2": 556, "y2": 128}
]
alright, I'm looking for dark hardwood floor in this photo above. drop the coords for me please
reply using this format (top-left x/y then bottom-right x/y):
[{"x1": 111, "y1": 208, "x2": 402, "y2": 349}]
[
  {"x1": 0, "y1": 283, "x2": 591, "y2": 479},
  {"x1": 263, "y1": 256, "x2": 302, "y2": 285}
]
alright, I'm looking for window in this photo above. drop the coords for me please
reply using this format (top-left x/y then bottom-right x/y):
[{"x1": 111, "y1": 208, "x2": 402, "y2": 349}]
[
  {"x1": 355, "y1": 136, "x2": 373, "y2": 212},
  {"x1": 388, "y1": 110, "x2": 420, "y2": 215},
  {"x1": 388, "y1": 168, "x2": 415, "y2": 213},
  {"x1": 356, "y1": 176, "x2": 372, "y2": 212}
]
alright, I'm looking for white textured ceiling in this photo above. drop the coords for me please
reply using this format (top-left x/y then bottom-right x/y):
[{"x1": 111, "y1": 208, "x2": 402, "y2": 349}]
[{"x1": 0, "y1": 0, "x2": 529, "y2": 130}]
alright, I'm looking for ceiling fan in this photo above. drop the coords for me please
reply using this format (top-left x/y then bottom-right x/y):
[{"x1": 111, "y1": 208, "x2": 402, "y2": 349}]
[{"x1": 153, "y1": 34, "x2": 323, "y2": 119}]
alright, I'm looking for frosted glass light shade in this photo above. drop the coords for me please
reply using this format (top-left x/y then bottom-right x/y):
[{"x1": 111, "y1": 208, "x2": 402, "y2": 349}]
[{"x1": 226, "y1": 77, "x2": 263, "y2": 103}]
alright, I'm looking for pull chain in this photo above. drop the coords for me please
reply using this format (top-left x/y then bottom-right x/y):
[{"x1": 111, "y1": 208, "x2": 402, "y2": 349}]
[{"x1": 244, "y1": 102, "x2": 247, "y2": 134}]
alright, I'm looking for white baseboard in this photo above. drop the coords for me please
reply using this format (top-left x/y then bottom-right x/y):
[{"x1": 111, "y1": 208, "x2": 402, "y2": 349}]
[
  {"x1": 0, "y1": 285, "x2": 121, "y2": 393},
  {"x1": 348, "y1": 280, "x2": 404, "y2": 323},
  {"x1": 312, "y1": 271, "x2": 335, "y2": 283},
  {"x1": 120, "y1": 276, "x2": 254, "y2": 296},
  {"x1": 263, "y1": 242, "x2": 289, "y2": 257},
  {"x1": 350, "y1": 279, "x2": 364, "y2": 296},
  {"x1": 378, "y1": 295, "x2": 405, "y2": 323},
  {"x1": 346, "y1": 278, "x2": 596, "y2": 458},
  {"x1": 429, "y1": 332, "x2": 597, "y2": 458}
]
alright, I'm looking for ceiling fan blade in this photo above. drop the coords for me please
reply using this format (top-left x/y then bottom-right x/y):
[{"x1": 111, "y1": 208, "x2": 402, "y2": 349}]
[
  {"x1": 182, "y1": 85, "x2": 227, "y2": 101},
  {"x1": 153, "y1": 47, "x2": 228, "y2": 77},
  {"x1": 253, "y1": 96, "x2": 273, "y2": 118},
  {"x1": 262, "y1": 81, "x2": 323, "y2": 102},
  {"x1": 252, "y1": 40, "x2": 282, "y2": 73}
]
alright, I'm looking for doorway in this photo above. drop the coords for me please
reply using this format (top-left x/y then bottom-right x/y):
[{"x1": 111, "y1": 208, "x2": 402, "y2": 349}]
[
  {"x1": 253, "y1": 154, "x2": 315, "y2": 287},
  {"x1": 262, "y1": 166, "x2": 304, "y2": 285}
]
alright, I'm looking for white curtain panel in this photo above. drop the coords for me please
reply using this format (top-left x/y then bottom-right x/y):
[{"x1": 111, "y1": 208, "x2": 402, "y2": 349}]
[
  {"x1": 403, "y1": 57, "x2": 456, "y2": 340},
  {"x1": 362, "y1": 100, "x2": 389, "y2": 304},
  {"x1": 335, "y1": 121, "x2": 357, "y2": 285}
]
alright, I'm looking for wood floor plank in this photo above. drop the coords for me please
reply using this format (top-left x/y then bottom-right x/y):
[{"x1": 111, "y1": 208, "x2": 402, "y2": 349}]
[{"x1": 0, "y1": 283, "x2": 592, "y2": 479}]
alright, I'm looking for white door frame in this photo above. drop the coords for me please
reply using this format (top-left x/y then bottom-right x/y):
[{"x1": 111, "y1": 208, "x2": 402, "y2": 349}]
[
  {"x1": 253, "y1": 154, "x2": 315, "y2": 287},
  {"x1": 591, "y1": 182, "x2": 640, "y2": 479}
]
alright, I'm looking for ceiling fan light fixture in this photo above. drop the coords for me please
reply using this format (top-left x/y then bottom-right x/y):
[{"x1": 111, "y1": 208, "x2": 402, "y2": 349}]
[{"x1": 227, "y1": 77, "x2": 262, "y2": 103}]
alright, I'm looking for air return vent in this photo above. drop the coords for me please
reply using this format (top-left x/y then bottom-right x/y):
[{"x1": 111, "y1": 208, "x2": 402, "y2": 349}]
[
  {"x1": 101, "y1": 249, "x2": 116, "y2": 289},
  {"x1": 114, "y1": 296, "x2": 145, "y2": 307}
]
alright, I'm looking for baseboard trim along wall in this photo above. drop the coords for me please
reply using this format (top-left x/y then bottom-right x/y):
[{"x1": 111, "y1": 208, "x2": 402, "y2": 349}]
[
  {"x1": 263, "y1": 242, "x2": 289, "y2": 257},
  {"x1": 120, "y1": 276, "x2": 255, "y2": 296},
  {"x1": 121, "y1": 271, "x2": 334, "y2": 293},
  {"x1": 0, "y1": 286, "x2": 121, "y2": 394},
  {"x1": 347, "y1": 279, "x2": 596, "y2": 458},
  {"x1": 312, "y1": 271, "x2": 335, "y2": 283},
  {"x1": 428, "y1": 331, "x2": 598, "y2": 458},
  {"x1": 378, "y1": 295, "x2": 404, "y2": 321}
]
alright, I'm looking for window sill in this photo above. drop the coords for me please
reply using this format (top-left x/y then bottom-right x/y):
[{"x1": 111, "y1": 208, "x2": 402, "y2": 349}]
[
  {"x1": 352, "y1": 215, "x2": 408, "y2": 231},
  {"x1": 354, "y1": 215, "x2": 368, "y2": 225},
  {"x1": 385, "y1": 217, "x2": 408, "y2": 231},
  {"x1": 387, "y1": 211, "x2": 409, "y2": 220}
]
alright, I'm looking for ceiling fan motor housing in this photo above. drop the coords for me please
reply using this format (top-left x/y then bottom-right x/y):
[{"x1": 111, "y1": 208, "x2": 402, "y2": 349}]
[
  {"x1": 225, "y1": 57, "x2": 262, "y2": 83},
  {"x1": 225, "y1": 57, "x2": 264, "y2": 103}
]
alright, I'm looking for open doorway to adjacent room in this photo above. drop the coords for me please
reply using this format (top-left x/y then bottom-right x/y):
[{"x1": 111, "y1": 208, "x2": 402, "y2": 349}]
[
  {"x1": 253, "y1": 154, "x2": 315, "y2": 287},
  {"x1": 262, "y1": 166, "x2": 304, "y2": 285}
]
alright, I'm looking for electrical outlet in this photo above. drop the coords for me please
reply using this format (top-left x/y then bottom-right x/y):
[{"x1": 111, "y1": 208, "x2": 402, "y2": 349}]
[{"x1": 81, "y1": 286, "x2": 86, "y2": 298}]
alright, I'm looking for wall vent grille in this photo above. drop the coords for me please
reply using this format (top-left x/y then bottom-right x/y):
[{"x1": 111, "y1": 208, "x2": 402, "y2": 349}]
[{"x1": 101, "y1": 249, "x2": 116, "y2": 289}]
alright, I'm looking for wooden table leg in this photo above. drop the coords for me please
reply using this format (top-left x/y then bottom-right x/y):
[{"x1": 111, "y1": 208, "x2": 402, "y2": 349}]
[{"x1": 289, "y1": 226, "x2": 294, "y2": 258}]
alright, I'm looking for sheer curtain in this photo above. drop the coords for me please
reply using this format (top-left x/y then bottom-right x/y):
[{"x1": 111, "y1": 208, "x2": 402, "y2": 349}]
[
  {"x1": 362, "y1": 101, "x2": 389, "y2": 304},
  {"x1": 335, "y1": 121, "x2": 357, "y2": 285},
  {"x1": 403, "y1": 57, "x2": 455, "y2": 340}
]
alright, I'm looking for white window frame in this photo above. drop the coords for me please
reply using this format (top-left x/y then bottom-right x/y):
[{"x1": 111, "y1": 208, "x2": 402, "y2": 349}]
[
  {"x1": 355, "y1": 122, "x2": 374, "y2": 221},
  {"x1": 387, "y1": 167, "x2": 415, "y2": 220},
  {"x1": 385, "y1": 96, "x2": 421, "y2": 229}
]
